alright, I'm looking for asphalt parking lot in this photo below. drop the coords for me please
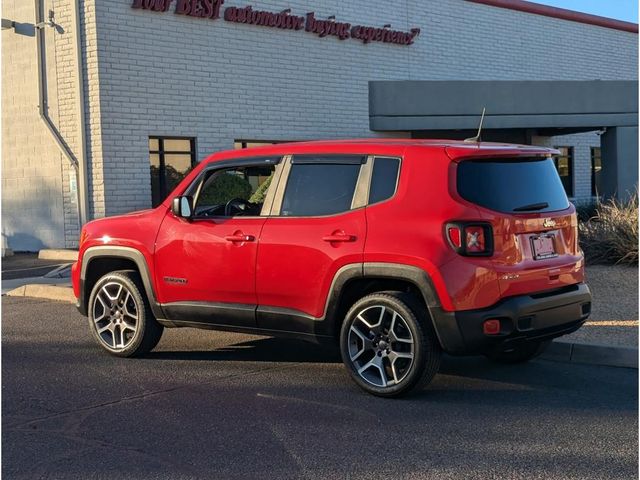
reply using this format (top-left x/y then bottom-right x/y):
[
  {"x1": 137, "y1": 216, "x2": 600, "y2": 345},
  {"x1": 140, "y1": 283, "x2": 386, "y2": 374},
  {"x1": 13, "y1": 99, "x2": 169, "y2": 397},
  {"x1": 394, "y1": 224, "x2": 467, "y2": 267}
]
[{"x1": 2, "y1": 296, "x2": 638, "y2": 480}]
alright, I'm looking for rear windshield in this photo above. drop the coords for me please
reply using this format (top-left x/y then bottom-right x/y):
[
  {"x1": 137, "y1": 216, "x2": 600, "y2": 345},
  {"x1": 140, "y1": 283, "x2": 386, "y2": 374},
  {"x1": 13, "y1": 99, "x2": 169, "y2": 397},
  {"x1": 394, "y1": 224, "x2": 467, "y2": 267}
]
[{"x1": 457, "y1": 157, "x2": 570, "y2": 213}]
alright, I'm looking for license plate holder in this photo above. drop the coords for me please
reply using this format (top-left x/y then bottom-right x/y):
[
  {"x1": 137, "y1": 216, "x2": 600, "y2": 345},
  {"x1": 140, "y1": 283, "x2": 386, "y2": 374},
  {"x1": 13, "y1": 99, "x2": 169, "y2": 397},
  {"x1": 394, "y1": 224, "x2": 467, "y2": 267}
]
[{"x1": 531, "y1": 234, "x2": 557, "y2": 260}]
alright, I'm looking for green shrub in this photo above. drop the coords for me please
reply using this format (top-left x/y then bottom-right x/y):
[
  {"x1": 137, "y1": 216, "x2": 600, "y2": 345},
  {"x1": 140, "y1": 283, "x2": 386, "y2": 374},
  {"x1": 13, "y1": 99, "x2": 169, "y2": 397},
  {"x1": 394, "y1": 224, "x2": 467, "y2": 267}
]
[
  {"x1": 199, "y1": 173, "x2": 252, "y2": 205},
  {"x1": 579, "y1": 194, "x2": 638, "y2": 266},
  {"x1": 249, "y1": 175, "x2": 273, "y2": 204}
]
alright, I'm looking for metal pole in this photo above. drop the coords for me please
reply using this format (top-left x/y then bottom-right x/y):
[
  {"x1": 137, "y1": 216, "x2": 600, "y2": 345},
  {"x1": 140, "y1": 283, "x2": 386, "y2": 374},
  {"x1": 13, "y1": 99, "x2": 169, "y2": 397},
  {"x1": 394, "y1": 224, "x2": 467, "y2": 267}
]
[
  {"x1": 71, "y1": 0, "x2": 90, "y2": 226},
  {"x1": 34, "y1": 0, "x2": 88, "y2": 227}
]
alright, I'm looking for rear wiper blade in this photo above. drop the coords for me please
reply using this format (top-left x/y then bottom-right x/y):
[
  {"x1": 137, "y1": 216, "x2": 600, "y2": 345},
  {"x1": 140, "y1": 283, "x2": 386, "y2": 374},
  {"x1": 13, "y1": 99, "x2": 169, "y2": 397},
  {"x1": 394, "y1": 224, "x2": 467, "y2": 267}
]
[{"x1": 513, "y1": 202, "x2": 549, "y2": 212}]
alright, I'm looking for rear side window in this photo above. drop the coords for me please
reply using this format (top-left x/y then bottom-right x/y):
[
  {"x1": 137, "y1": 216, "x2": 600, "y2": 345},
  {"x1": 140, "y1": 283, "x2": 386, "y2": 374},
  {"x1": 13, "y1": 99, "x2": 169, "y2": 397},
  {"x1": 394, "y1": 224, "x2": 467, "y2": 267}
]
[
  {"x1": 281, "y1": 162, "x2": 361, "y2": 216},
  {"x1": 457, "y1": 158, "x2": 570, "y2": 213},
  {"x1": 369, "y1": 157, "x2": 400, "y2": 204}
]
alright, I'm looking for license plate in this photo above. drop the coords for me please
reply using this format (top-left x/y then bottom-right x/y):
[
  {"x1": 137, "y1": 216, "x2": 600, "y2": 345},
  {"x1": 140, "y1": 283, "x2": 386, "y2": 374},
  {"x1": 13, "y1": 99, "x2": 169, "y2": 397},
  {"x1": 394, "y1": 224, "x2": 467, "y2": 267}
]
[{"x1": 531, "y1": 234, "x2": 557, "y2": 260}]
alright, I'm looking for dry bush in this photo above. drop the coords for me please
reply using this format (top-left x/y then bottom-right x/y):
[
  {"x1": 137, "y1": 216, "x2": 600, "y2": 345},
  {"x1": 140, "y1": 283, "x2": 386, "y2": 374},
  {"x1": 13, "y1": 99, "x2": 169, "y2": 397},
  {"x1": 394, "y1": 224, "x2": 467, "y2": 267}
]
[{"x1": 579, "y1": 194, "x2": 639, "y2": 266}]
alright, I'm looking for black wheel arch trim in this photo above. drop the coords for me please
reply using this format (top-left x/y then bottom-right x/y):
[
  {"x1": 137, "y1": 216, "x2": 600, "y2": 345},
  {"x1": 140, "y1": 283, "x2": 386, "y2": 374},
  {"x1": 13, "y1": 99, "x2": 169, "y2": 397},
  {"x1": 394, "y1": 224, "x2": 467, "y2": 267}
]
[
  {"x1": 321, "y1": 262, "x2": 463, "y2": 352},
  {"x1": 77, "y1": 246, "x2": 165, "y2": 319},
  {"x1": 78, "y1": 254, "x2": 462, "y2": 351},
  {"x1": 360, "y1": 263, "x2": 463, "y2": 352}
]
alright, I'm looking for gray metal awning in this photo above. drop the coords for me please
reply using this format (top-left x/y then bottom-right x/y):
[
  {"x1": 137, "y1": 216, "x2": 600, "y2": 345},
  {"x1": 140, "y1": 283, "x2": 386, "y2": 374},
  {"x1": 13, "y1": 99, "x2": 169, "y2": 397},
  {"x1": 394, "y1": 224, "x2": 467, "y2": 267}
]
[{"x1": 369, "y1": 80, "x2": 638, "y2": 132}]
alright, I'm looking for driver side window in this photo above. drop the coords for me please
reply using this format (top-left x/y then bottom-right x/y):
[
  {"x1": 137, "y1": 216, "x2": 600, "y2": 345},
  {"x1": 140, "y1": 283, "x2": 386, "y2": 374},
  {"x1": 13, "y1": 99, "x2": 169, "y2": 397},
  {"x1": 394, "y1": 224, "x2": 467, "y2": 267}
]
[{"x1": 193, "y1": 164, "x2": 276, "y2": 218}]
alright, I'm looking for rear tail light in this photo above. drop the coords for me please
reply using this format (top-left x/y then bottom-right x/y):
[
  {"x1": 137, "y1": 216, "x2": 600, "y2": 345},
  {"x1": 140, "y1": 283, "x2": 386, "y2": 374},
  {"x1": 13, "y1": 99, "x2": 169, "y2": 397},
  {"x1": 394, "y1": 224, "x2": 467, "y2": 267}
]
[
  {"x1": 445, "y1": 222, "x2": 493, "y2": 256},
  {"x1": 447, "y1": 226, "x2": 462, "y2": 249}
]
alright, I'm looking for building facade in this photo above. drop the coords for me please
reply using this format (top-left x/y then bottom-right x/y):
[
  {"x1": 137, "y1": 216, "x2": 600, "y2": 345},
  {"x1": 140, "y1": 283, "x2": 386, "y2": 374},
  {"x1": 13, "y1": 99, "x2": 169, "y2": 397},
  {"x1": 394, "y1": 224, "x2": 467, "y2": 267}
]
[{"x1": 2, "y1": 0, "x2": 638, "y2": 251}]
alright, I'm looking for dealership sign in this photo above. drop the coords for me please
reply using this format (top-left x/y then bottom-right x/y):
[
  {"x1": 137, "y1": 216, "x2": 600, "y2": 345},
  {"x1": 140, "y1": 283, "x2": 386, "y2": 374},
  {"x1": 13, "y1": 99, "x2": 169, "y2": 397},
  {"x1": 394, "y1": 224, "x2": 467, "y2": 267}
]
[{"x1": 131, "y1": 0, "x2": 421, "y2": 45}]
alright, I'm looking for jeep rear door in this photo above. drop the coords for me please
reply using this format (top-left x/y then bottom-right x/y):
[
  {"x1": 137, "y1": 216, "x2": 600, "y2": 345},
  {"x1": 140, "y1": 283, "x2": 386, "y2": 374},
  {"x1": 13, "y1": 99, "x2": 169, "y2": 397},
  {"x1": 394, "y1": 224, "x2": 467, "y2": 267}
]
[{"x1": 255, "y1": 155, "x2": 367, "y2": 330}]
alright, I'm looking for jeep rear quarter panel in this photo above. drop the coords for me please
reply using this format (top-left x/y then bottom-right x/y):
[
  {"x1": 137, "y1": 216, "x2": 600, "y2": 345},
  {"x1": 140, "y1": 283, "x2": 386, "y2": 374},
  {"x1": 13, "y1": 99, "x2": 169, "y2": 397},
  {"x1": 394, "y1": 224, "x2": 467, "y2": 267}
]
[{"x1": 363, "y1": 145, "x2": 500, "y2": 311}]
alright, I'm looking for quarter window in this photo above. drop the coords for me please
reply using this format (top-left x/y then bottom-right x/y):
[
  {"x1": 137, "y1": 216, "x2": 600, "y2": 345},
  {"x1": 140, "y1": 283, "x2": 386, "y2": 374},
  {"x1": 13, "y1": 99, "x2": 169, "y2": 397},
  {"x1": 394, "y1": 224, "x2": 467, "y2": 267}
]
[
  {"x1": 553, "y1": 146, "x2": 574, "y2": 197},
  {"x1": 369, "y1": 157, "x2": 400, "y2": 204},
  {"x1": 281, "y1": 160, "x2": 362, "y2": 216},
  {"x1": 149, "y1": 137, "x2": 196, "y2": 207}
]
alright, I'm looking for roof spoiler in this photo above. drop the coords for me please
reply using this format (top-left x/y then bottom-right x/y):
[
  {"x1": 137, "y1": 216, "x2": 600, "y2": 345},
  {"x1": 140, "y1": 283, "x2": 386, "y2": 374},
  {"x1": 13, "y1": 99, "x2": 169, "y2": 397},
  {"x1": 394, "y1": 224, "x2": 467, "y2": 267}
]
[{"x1": 445, "y1": 145, "x2": 559, "y2": 162}]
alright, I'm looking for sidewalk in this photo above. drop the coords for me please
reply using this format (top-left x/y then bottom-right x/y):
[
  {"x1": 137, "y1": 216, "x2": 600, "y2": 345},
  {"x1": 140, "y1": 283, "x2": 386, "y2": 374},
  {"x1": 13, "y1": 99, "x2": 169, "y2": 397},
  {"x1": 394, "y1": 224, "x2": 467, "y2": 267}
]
[
  {"x1": 1, "y1": 253, "x2": 70, "y2": 281},
  {"x1": 2, "y1": 253, "x2": 73, "y2": 298},
  {"x1": 542, "y1": 320, "x2": 638, "y2": 368}
]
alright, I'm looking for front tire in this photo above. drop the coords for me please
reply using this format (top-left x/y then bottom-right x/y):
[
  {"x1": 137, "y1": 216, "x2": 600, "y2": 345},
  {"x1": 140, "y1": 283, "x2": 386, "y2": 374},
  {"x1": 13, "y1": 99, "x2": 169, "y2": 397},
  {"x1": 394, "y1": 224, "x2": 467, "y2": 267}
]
[
  {"x1": 485, "y1": 340, "x2": 549, "y2": 364},
  {"x1": 339, "y1": 292, "x2": 441, "y2": 398},
  {"x1": 88, "y1": 270, "x2": 163, "y2": 357}
]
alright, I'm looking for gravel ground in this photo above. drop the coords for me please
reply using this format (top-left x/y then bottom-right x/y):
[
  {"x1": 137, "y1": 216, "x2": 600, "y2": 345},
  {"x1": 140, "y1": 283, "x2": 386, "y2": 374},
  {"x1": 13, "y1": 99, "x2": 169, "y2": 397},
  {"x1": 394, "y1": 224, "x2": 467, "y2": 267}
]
[
  {"x1": 563, "y1": 325, "x2": 638, "y2": 347},
  {"x1": 560, "y1": 265, "x2": 638, "y2": 347},
  {"x1": 585, "y1": 265, "x2": 638, "y2": 321}
]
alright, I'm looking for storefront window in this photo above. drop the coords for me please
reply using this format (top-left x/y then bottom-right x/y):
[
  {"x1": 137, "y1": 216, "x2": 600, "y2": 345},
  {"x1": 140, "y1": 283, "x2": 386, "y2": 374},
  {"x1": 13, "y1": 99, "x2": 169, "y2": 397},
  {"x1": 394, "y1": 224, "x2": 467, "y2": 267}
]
[
  {"x1": 149, "y1": 137, "x2": 195, "y2": 207},
  {"x1": 553, "y1": 146, "x2": 574, "y2": 197},
  {"x1": 591, "y1": 147, "x2": 602, "y2": 197}
]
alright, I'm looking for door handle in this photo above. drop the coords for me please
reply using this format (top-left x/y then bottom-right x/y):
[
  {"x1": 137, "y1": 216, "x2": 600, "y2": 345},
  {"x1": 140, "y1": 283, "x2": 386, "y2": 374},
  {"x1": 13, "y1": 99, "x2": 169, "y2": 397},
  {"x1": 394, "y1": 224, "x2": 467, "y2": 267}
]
[
  {"x1": 322, "y1": 234, "x2": 356, "y2": 243},
  {"x1": 225, "y1": 233, "x2": 255, "y2": 242}
]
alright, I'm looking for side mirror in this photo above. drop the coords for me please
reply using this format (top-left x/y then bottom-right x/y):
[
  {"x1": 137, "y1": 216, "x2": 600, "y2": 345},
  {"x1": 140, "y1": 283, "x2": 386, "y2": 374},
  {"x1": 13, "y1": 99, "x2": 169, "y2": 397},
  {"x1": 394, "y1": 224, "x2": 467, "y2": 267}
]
[{"x1": 171, "y1": 196, "x2": 193, "y2": 219}]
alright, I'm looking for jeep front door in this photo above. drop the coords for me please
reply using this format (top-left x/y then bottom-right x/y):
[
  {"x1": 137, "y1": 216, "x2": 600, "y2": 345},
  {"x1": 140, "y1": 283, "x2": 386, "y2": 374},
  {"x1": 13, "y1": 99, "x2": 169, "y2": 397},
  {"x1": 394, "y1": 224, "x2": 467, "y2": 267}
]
[{"x1": 154, "y1": 158, "x2": 281, "y2": 327}]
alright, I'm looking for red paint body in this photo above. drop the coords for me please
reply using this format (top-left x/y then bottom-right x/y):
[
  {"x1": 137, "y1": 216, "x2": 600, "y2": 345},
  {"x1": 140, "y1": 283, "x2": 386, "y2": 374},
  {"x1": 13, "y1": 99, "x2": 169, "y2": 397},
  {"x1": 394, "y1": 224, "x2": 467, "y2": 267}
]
[{"x1": 72, "y1": 139, "x2": 584, "y2": 320}]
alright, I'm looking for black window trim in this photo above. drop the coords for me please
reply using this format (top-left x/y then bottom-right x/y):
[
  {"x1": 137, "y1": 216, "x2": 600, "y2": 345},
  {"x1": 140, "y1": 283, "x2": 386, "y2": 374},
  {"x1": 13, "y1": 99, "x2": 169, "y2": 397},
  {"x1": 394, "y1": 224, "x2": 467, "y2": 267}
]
[
  {"x1": 183, "y1": 156, "x2": 284, "y2": 220},
  {"x1": 291, "y1": 154, "x2": 367, "y2": 165},
  {"x1": 179, "y1": 153, "x2": 402, "y2": 220}
]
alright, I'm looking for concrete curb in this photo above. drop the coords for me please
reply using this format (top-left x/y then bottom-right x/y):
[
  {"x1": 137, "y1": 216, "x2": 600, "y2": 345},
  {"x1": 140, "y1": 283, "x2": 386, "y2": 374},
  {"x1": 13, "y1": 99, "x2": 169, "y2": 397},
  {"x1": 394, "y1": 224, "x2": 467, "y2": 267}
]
[
  {"x1": 38, "y1": 249, "x2": 78, "y2": 262},
  {"x1": 5, "y1": 284, "x2": 76, "y2": 303},
  {"x1": 542, "y1": 340, "x2": 638, "y2": 369},
  {"x1": 2, "y1": 276, "x2": 72, "y2": 294}
]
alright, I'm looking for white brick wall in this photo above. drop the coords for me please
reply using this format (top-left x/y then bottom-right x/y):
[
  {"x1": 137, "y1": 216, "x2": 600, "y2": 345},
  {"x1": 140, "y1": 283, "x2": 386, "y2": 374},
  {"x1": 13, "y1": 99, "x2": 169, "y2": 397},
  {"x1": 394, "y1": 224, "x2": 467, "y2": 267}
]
[
  {"x1": 52, "y1": 0, "x2": 81, "y2": 247},
  {"x1": 1, "y1": 0, "x2": 67, "y2": 251},
  {"x1": 2, "y1": 0, "x2": 638, "y2": 249},
  {"x1": 92, "y1": 0, "x2": 637, "y2": 215}
]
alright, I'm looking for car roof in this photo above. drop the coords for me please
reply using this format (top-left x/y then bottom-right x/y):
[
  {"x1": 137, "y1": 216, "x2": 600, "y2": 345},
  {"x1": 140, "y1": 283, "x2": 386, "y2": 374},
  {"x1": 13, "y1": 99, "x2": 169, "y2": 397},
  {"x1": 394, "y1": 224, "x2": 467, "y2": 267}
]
[{"x1": 204, "y1": 139, "x2": 559, "y2": 163}]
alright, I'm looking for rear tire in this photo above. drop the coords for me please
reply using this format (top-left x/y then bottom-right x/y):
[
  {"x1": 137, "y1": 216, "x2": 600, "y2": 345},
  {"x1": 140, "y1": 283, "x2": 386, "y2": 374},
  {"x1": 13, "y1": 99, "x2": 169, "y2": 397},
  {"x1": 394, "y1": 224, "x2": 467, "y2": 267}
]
[
  {"x1": 339, "y1": 291, "x2": 441, "y2": 398},
  {"x1": 485, "y1": 340, "x2": 549, "y2": 364},
  {"x1": 88, "y1": 270, "x2": 163, "y2": 357}
]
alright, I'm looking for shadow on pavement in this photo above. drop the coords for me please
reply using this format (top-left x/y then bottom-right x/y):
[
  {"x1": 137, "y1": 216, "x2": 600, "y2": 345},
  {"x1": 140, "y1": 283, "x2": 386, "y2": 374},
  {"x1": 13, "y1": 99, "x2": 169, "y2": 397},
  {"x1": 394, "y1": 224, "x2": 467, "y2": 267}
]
[
  {"x1": 148, "y1": 336, "x2": 637, "y2": 408},
  {"x1": 148, "y1": 337, "x2": 342, "y2": 363}
]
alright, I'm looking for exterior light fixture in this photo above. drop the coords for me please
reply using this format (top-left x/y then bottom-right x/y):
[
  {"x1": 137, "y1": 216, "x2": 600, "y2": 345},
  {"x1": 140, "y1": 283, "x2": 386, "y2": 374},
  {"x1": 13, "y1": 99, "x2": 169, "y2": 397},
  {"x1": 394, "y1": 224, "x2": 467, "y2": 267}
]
[{"x1": 1, "y1": 18, "x2": 15, "y2": 30}]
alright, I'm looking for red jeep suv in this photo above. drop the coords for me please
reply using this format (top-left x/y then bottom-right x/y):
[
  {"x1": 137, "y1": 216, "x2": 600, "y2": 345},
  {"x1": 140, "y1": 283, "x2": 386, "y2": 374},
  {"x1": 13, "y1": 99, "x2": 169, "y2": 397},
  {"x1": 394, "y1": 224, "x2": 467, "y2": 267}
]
[{"x1": 72, "y1": 139, "x2": 591, "y2": 397}]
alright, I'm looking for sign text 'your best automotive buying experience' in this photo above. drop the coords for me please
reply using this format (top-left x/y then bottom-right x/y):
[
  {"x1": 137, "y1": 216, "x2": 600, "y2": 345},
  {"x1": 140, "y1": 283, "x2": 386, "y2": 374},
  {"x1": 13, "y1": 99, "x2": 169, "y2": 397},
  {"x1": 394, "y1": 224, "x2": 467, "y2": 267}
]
[{"x1": 131, "y1": 0, "x2": 421, "y2": 46}]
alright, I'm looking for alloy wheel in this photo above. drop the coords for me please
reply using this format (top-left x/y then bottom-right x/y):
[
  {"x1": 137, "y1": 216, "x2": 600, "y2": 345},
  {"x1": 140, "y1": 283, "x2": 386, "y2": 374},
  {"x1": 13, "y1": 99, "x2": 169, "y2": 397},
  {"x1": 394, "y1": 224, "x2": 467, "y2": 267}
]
[
  {"x1": 92, "y1": 281, "x2": 139, "y2": 350},
  {"x1": 347, "y1": 305, "x2": 415, "y2": 387}
]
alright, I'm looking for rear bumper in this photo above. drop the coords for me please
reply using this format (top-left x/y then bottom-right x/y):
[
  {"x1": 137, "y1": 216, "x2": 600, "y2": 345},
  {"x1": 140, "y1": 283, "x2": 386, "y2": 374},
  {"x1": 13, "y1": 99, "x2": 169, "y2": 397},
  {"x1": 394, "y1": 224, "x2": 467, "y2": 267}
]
[{"x1": 432, "y1": 283, "x2": 591, "y2": 355}]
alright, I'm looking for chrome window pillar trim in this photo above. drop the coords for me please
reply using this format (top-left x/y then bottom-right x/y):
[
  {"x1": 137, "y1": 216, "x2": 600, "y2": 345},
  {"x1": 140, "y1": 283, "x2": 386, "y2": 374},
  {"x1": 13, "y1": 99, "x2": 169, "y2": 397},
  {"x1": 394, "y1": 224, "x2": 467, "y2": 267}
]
[
  {"x1": 352, "y1": 155, "x2": 374, "y2": 209},
  {"x1": 270, "y1": 155, "x2": 292, "y2": 216},
  {"x1": 260, "y1": 157, "x2": 288, "y2": 216}
]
